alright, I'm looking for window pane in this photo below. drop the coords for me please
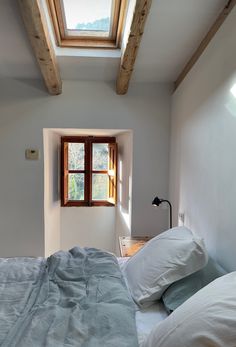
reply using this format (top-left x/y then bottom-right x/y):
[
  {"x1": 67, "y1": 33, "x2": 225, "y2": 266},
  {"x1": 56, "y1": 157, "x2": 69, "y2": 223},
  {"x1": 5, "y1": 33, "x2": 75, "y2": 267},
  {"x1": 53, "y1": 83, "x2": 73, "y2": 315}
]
[
  {"x1": 68, "y1": 143, "x2": 84, "y2": 170},
  {"x1": 92, "y1": 174, "x2": 108, "y2": 200},
  {"x1": 93, "y1": 143, "x2": 109, "y2": 170},
  {"x1": 69, "y1": 173, "x2": 84, "y2": 200},
  {"x1": 63, "y1": 0, "x2": 112, "y2": 36}
]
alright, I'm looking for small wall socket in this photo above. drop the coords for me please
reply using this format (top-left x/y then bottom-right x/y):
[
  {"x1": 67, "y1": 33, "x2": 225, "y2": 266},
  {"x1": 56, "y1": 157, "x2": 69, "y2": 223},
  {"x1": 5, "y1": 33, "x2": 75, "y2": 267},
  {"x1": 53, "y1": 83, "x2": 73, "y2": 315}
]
[
  {"x1": 178, "y1": 212, "x2": 185, "y2": 224},
  {"x1": 25, "y1": 149, "x2": 39, "y2": 160}
]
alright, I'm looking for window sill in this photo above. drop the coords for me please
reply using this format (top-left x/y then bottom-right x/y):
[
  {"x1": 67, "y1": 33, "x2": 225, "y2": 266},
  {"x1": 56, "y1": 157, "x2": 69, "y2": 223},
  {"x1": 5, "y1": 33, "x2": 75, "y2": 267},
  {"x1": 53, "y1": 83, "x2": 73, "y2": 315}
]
[
  {"x1": 55, "y1": 46, "x2": 121, "y2": 58},
  {"x1": 61, "y1": 201, "x2": 115, "y2": 207}
]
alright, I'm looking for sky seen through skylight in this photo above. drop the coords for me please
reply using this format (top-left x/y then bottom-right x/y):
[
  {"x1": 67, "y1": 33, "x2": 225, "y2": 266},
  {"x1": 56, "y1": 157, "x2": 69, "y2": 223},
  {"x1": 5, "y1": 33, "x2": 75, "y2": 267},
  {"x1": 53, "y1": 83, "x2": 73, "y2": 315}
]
[{"x1": 63, "y1": 0, "x2": 113, "y2": 30}]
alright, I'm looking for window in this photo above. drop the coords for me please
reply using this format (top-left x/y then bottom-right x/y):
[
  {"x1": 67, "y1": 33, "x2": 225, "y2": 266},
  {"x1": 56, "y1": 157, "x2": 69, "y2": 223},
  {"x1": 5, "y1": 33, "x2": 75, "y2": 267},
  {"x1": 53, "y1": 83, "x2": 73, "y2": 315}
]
[
  {"x1": 61, "y1": 136, "x2": 117, "y2": 206},
  {"x1": 47, "y1": 0, "x2": 127, "y2": 48}
]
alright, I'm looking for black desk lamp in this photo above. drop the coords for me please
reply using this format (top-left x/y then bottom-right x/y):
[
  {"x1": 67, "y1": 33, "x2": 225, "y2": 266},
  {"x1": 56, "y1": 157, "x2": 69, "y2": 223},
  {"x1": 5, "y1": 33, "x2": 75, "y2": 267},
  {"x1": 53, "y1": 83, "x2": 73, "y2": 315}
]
[{"x1": 152, "y1": 196, "x2": 172, "y2": 229}]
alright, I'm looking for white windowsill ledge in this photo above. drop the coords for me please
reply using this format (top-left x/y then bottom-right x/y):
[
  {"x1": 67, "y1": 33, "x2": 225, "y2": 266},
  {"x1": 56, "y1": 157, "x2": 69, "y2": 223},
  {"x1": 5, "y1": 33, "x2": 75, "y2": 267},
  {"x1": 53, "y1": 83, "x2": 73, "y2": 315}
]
[{"x1": 55, "y1": 46, "x2": 121, "y2": 59}]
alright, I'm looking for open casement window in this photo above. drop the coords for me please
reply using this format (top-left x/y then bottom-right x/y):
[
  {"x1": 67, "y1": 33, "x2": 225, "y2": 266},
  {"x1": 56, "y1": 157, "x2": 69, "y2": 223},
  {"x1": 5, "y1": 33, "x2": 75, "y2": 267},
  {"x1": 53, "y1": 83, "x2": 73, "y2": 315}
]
[
  {"x1": 61, "y1": 136, "x2": 117, "y2": 206},
  {"x1": 47, "y1": 0, "x2": 127, "y2": 48}
]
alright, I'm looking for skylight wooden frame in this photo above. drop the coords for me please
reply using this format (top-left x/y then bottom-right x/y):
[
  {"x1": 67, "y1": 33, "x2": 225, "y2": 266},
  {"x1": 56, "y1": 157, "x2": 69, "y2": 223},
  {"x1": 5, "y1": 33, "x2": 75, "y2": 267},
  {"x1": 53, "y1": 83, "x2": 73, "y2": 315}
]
[{"x1": 47, "y1": 0, "x2": 127, "y2": 48}]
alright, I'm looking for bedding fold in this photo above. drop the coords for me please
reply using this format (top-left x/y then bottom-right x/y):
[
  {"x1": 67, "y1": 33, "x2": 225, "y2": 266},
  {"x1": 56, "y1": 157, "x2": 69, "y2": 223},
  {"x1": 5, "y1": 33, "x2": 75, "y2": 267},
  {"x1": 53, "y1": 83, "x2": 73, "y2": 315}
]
[{"x1": 0, "y1": 248, "x2": 138, "y2": 347}]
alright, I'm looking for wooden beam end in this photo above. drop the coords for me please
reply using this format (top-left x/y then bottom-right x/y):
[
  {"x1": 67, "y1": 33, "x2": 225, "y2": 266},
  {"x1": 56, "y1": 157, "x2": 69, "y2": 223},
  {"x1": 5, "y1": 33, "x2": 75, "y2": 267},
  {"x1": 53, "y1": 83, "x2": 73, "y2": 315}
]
[
  {"x1": 116, "y1": 76, "x2": 129, "y2": 95},
  {"x1": 49, "y1": 82, "x2": 62, "y2": 95}
]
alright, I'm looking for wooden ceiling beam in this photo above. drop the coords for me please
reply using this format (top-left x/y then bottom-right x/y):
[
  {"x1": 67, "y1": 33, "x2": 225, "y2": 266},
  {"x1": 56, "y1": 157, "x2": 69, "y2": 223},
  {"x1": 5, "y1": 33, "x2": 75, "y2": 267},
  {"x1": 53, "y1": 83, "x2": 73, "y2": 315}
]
[
  {"x1": 116, "y1": 0, "x2": 152, "y2": 95},
  {"x1": 18, "y1": 0, "x2": 62, "y2": 95},
  {"x1": 174, "y1": 0, "x2": 236, "y2": 92}
]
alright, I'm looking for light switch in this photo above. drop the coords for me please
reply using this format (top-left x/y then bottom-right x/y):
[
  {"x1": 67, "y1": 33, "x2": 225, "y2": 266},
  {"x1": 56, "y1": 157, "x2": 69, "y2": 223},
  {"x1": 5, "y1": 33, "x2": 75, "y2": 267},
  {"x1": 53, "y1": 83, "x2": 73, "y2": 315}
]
[{"x1": 25, "y1": 149, "x2": 39, "y2": 160}]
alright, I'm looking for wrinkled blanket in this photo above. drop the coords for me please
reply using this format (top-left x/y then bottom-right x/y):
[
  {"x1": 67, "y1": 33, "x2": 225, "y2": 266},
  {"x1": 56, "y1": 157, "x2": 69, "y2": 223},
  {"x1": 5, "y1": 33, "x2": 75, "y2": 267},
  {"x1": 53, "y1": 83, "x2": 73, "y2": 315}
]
[{"x1": 0, "y1": 247, "x2": 139, "y2": 347}]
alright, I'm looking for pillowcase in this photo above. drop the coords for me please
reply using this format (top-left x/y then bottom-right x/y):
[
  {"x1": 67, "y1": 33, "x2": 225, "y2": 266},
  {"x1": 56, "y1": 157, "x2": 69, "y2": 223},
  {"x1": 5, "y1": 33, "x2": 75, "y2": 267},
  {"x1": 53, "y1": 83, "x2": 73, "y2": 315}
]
[
  {"x1": 142, "y1": 272, "x2": 236, "y2": 347},
  {"x1": 162, "y1": 256, "x2": 227, "y2": 312},
  {"x1": 122, "y1": 226, "x2": 208, "y2": 308}
]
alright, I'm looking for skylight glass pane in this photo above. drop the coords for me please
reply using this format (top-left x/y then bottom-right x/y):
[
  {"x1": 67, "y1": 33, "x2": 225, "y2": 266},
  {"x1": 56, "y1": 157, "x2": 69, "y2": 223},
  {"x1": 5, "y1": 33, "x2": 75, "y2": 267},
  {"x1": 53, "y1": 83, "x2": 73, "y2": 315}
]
[{"x1": 62, "y1": 0, "x2": 113, "y2": 36}]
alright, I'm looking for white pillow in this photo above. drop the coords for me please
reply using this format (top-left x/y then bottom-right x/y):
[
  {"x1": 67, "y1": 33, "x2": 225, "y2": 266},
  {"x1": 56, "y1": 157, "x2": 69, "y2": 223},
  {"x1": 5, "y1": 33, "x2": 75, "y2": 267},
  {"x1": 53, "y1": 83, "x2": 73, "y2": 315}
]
[
  {"x1": 123, "y1": 227, "x2": 208, "y2": 307},
  {"x1": 142, "y1": 271, "x2": 236, "y2": 347}
]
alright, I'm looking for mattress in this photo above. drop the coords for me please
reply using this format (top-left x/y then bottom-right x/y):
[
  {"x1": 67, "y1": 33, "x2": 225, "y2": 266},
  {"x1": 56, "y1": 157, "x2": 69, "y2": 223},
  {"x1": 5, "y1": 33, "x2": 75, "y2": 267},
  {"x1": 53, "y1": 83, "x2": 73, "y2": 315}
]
[{"x1": 117, "y1": 257, "x2": 169, "y2": 345}]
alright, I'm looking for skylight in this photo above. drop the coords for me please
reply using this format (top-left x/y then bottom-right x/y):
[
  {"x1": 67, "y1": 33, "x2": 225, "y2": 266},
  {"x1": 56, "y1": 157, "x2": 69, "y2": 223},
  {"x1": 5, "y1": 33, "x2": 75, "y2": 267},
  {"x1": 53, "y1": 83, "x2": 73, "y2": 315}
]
[{"x1": 48, "y1": 0, "x2": 127, "y2": 48}]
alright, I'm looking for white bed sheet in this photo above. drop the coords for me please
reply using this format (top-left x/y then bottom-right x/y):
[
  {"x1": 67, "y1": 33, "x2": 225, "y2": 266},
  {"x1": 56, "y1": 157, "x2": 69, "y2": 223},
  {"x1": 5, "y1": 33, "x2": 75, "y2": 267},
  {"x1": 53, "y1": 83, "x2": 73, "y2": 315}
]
[{"x1": 117, "y1": 257, "x2": 169, "y2": 345}]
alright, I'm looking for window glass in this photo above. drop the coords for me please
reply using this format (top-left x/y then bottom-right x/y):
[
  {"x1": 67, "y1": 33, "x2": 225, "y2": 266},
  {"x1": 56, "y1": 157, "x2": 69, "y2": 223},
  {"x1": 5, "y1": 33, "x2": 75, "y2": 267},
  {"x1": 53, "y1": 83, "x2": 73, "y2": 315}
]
[
  {"x1": 92, "y1": 143, "x2": 109, "y2": 170},
  {"x1": 68, "y1": 143, "x2": 84, "y2": 170},
  {"x1": 68, "y1": 173, "x2": 84, "y2": 200},
  {"x1": 63, "y1": 0, "x2": 113, "y2": 36},
  {"x1": 92, "y1": 174, "x2": 108, "y2": 200}
]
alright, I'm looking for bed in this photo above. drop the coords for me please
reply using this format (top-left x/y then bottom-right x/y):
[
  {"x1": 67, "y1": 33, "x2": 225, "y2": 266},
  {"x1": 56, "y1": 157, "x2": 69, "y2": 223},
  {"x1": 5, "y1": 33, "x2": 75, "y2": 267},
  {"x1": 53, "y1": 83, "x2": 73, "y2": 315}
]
[
  {"x1": 117, "y1": 257, "x2": 169, "y2": 345},
  {"x1": 1, "y1": 226, "x2": 221, "y2": 347},
  {"x1": 0, "y1": 248, "x2": 168, "y2": 347}
]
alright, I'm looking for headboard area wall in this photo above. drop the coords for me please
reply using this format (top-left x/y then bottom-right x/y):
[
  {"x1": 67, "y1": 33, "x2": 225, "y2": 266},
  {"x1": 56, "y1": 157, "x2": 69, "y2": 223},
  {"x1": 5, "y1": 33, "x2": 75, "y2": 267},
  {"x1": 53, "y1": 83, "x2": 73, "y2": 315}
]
[{"x1": 169, "y1": 7, "x2": 236, "y2": 272}]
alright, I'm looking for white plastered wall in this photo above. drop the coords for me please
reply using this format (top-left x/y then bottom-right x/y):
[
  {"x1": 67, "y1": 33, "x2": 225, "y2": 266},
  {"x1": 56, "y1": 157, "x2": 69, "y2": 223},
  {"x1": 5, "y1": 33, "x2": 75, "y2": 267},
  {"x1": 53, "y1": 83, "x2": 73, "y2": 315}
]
[
  {"x1": 169, "y1": 7, "x2": 236, "y2": 271},
  {"x1": 44, "y1": 129, "x2": 61, "y2": 257},
  {"x1": 0, "y1": 81, "x2": 170, "y2": 257}
]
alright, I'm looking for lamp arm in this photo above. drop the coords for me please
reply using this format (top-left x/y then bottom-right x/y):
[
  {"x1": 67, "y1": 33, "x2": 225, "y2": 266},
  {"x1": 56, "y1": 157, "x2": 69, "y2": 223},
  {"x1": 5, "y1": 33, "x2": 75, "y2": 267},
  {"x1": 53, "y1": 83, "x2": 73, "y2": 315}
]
[{"x1": 161, "y1": 199, "x2": 172, "y2": 229}]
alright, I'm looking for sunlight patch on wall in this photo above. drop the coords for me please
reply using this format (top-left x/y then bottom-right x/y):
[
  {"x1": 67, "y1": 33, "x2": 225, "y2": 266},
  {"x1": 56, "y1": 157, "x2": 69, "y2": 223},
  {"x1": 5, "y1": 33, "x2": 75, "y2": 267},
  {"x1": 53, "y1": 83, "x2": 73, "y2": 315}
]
[
  {"x1": 225, "y1": 83, "x2": 236, "y2": 117},
  {"x1": 119, "y1": 207, "x2": 130, "y2": 229},
  {"x1": 230, "y1": 84, "x2": 236, "y2": 98},
  {"x1": 118, "y1": 159, "x2": 130, "y2": 230}
]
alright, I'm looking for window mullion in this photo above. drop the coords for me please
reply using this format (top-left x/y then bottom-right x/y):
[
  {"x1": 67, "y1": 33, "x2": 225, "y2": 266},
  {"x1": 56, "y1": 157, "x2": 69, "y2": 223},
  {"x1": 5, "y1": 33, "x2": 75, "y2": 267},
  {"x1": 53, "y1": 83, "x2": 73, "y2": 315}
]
[
  {"x1": 85, "y1": 139, "x2": 92, "y2": 205},
  {"x1": 92, "y1": 170, "x2": 108, "y2": 174}
]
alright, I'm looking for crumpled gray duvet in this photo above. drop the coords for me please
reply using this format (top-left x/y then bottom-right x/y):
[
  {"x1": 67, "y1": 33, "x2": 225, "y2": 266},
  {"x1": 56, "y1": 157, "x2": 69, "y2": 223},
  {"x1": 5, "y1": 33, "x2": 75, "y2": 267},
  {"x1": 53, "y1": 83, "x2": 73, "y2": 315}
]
[{"x1": 0, "y1": 247, "x2": 139, "y2": 347}]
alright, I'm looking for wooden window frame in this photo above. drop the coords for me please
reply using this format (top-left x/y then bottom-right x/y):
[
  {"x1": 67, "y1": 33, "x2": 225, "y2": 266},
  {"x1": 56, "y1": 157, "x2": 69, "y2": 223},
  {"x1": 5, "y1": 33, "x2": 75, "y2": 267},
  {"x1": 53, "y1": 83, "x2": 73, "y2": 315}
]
[
  {"x1": 47, "y1": 0, "x2": 127, "y2": 49},
  {"x1": 61, "y1": 136, "x2": 117, "y2": 207}
]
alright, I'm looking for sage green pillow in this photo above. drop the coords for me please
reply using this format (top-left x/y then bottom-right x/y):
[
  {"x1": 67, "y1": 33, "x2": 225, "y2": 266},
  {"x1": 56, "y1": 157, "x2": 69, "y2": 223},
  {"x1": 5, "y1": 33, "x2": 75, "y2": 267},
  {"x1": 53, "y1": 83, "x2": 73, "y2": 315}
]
[{"x1": 162, "y1": 257, "x2": 227, "y2": 312}]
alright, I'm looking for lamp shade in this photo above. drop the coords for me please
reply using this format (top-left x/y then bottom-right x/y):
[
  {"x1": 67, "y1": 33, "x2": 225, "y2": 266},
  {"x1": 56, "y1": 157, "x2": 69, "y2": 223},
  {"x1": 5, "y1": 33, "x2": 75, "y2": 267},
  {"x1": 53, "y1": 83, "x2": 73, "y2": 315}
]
[{"x1": 152, "y1": 196, "x2": 162, "y2": 206}]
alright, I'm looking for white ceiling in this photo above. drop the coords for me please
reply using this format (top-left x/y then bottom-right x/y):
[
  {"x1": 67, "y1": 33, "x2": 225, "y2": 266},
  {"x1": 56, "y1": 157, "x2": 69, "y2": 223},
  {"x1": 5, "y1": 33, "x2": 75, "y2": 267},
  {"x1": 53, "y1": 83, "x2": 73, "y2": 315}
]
[
  {"x1": 0, "y1": 0, "x2": 226, "y2": 83},
  {"x1": 132, "y1": 0, "x2": 226, "y2": 83}
]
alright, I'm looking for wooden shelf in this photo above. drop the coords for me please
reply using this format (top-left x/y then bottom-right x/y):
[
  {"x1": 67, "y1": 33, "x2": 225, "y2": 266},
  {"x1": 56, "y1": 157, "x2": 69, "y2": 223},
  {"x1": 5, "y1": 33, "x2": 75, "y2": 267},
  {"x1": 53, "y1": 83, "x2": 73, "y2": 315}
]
[{"x1": 119, "y1": 236, "x2": 151, "y2": 257}]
